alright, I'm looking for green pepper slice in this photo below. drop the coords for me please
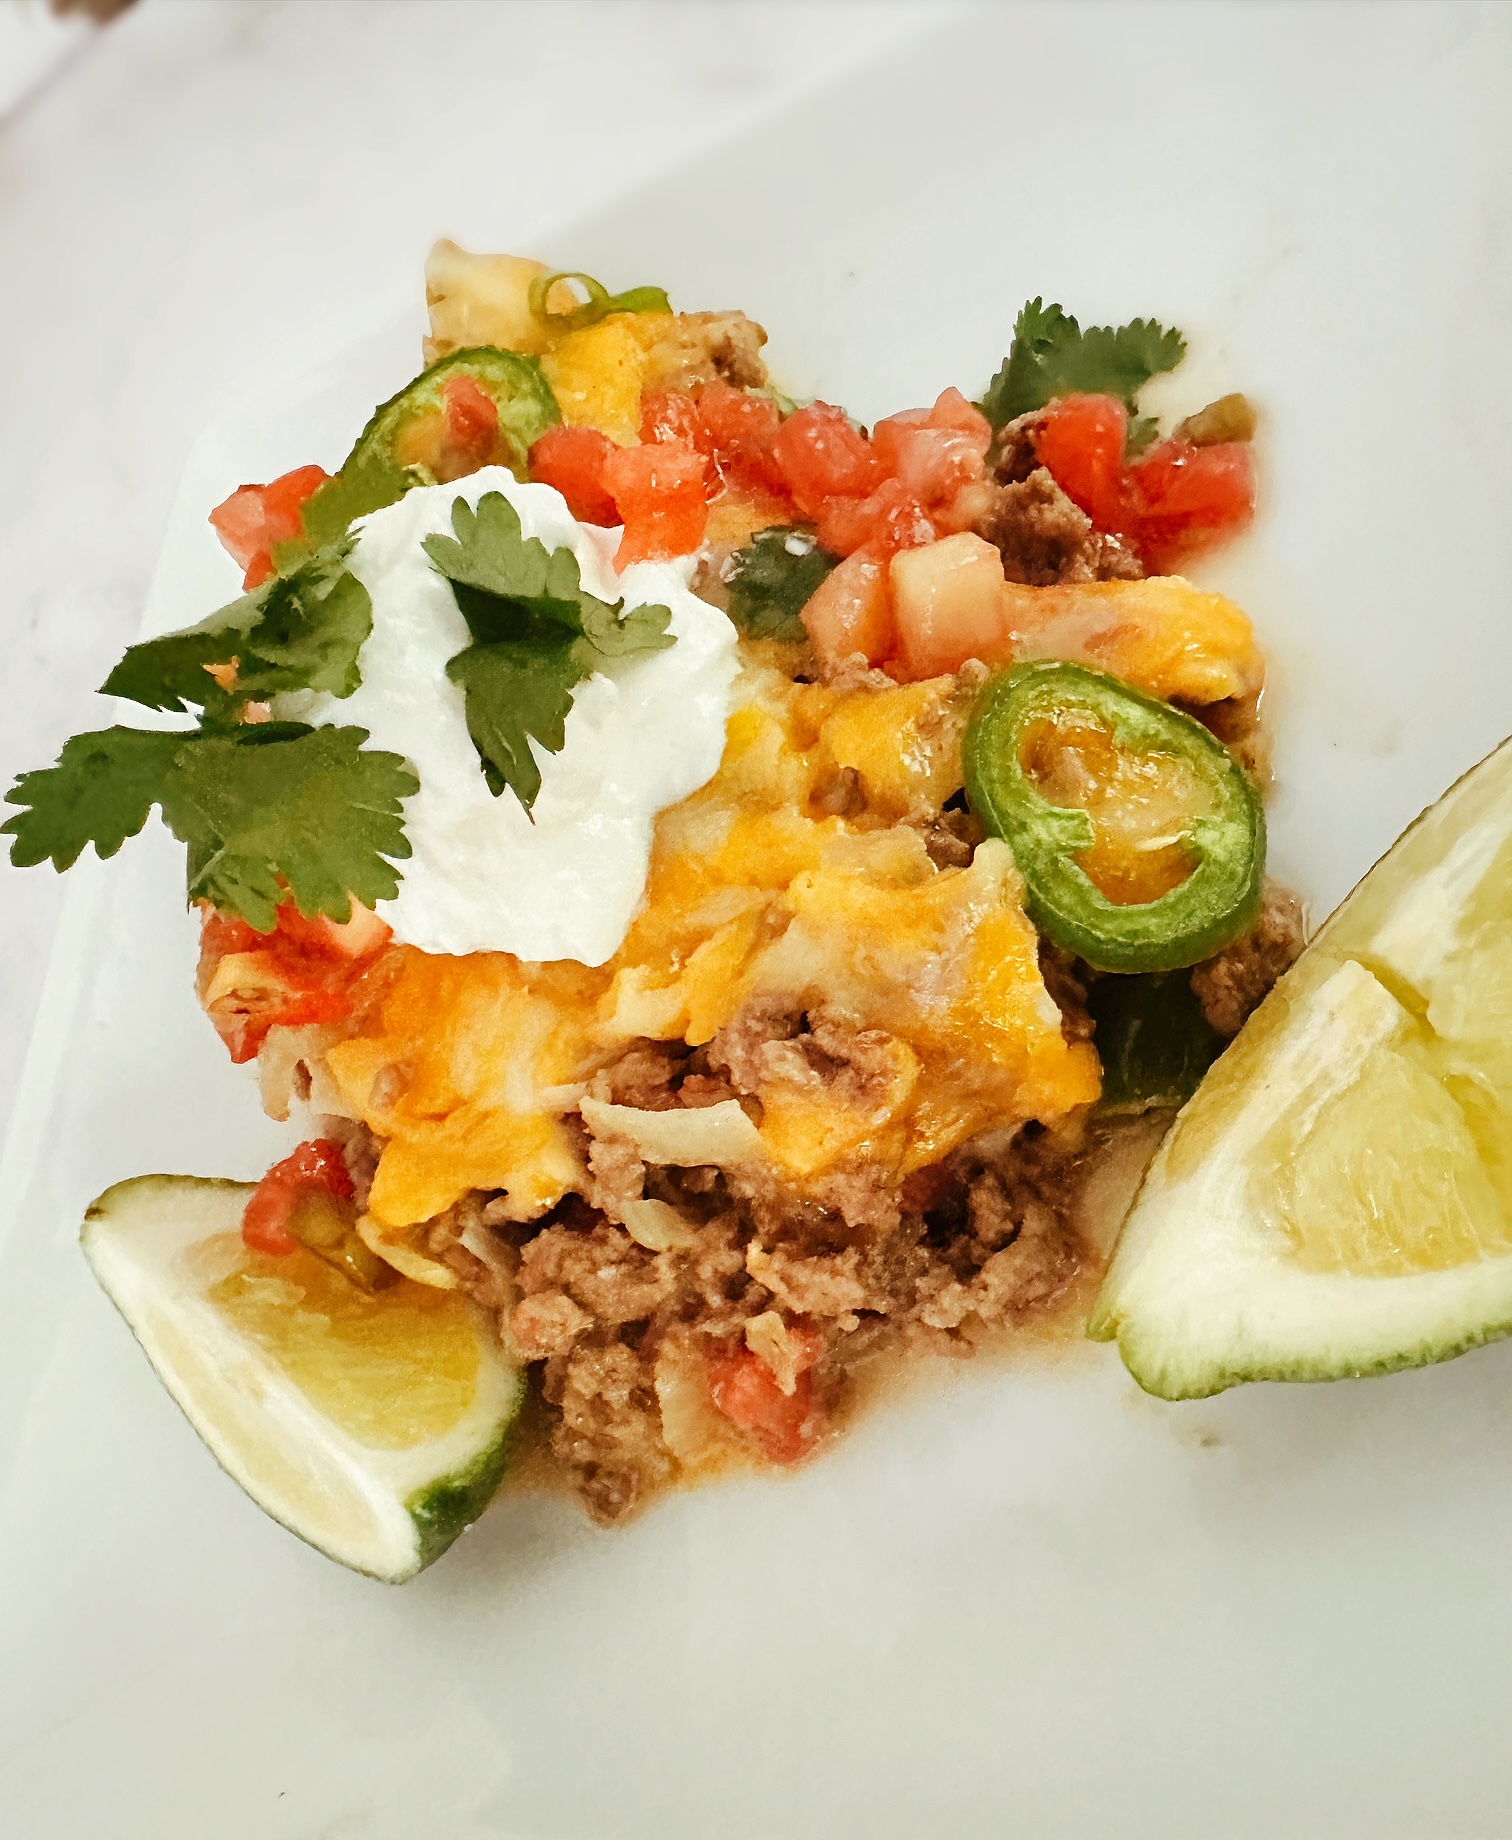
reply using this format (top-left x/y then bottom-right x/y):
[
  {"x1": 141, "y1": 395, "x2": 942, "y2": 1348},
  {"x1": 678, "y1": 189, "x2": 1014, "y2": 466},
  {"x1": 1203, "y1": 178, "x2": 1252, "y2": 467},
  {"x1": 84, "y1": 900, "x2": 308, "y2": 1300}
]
[
  {"x1": 265, "y1": 350, "x2": 563, "y2": 579},
  {"x1": 345, "y1": 345, "x2": 561, "y2": 481},
  {"x1": 963, "y1": 660, "x2": 1264, "y2": 974}
]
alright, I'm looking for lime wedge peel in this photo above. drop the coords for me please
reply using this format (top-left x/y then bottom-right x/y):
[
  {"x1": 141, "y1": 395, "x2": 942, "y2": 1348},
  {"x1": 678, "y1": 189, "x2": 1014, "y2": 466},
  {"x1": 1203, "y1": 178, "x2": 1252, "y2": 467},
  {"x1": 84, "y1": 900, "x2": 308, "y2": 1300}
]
[
  {"x1": 82, "y1": 1175, "x2": 524, "y2": 1581},
  {"x1": 1091, "y1": 734, "x2": 1512, "y2": 1400}
]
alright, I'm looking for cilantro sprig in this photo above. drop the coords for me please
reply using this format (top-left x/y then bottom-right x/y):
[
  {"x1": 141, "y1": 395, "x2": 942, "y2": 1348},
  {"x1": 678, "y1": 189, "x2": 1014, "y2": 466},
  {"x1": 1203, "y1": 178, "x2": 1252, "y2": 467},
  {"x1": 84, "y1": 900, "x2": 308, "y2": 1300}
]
[
  {"x1": 980, "y1": 300, "x2": 1187, "y2": 441},
  {"x1": 3, "y1": 544, "x2": 417, "y2": 929},
  {"x1": 103, "y1": 539, "x2": 373, "y2": 720},
  {"x1": 724, "y1": 526, "x2": 837, "y2": 642},
  {"x1": 423, "y1": 492, "x2": 674, "y2": 813}
]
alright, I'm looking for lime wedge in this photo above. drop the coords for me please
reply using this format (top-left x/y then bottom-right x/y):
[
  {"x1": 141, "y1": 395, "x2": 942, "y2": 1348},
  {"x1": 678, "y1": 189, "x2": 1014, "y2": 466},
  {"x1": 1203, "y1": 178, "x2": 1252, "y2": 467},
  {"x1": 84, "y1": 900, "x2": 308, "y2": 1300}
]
[
  {"x1": 1090, "y1": 735, "x2": 1512, "y2": 1398},
  {"x1": 82, "y1": 1175, "x2": 523, "y2": 1580}
]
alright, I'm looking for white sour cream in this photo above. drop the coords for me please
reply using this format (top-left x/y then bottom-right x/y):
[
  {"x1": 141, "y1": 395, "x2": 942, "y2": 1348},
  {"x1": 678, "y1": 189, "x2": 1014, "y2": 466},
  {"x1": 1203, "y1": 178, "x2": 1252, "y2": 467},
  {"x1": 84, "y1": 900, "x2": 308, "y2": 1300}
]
[{"x1": 295, "y1": 468, "x2": 738, "y2": 964}]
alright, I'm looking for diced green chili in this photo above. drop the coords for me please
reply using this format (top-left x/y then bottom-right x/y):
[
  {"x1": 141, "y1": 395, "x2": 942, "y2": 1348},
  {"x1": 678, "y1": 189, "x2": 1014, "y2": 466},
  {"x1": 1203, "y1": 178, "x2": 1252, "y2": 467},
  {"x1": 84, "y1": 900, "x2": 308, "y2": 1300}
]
[{"x1": 963, "y1": 660, "x2": 1264, "y2": 974}]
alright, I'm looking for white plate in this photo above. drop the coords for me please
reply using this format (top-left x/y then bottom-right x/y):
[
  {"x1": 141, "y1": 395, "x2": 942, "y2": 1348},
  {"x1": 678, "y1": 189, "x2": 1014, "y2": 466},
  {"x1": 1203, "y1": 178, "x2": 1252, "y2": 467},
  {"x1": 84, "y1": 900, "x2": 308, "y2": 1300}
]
[{"x1": 6, "y1": 8, "x2": 1512, "y2": 1835}]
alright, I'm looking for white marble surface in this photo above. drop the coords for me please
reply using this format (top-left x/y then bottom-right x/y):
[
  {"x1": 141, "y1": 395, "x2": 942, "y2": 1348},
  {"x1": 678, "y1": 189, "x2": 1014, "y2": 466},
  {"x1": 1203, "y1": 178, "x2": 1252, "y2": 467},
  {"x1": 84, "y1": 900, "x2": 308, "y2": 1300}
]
[{"x1": 0, "y1": 0, "x2": 936, "y2": 1144}]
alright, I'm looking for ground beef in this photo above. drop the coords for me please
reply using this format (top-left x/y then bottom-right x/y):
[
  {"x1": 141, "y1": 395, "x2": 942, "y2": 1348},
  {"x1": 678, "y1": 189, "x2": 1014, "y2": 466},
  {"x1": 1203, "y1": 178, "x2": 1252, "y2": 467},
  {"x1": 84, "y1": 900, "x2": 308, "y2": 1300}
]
[
  {"x1": 975, "y1": 466, "x2": 1144, "y2": 586},
  {"x1": 1191, "y1": 883, "x2": 1307, "y2": 1035},
  {"x1": 456, "y1": 1039, "x2": 1099, "y2": 1522},
  {"x1": 691, "y1": 310, "x2": 769, "y2": 389},
  {"x1": 544, "y1": 1332, "x2": 674, "y2": 1523},
  {"x1": 991, "y1": 409, "x2": 1050, "y2": 484},
  {"x1": 1192, "y1": 691, "x2": 1270, "y2": 786},
  {"x1": 337, "y1": 1121, "x2": 382, "y2": 1213},
  {"x1": 923, "y1": 806, "x2": 984, "y2": 869},
  {"x1": 516, "y1": 1216, "x2": 675, "y2": 1327},
  {"x1": 589, "y1": 1040, "x2": 687, "y2": 1110},
  {"x1": 1038, "y1": 941, "x2": 1095, "y2": 1044},
  {"x1": 976, "y1": 411, "x2": 1143, "y2": 585}
]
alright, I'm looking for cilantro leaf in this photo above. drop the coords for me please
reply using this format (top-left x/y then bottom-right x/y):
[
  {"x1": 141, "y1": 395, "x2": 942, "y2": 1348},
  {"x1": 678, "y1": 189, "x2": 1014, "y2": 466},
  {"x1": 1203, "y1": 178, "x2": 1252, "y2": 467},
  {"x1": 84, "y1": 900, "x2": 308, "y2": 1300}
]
[
  {"x1": 445, "y1": 641, "x2": 579, "y2": 810},
  {"x1": 3, "y1": 720, "x2": 417, "y2": 930},
  {"x1": 423, "y1": 491, "x2": 595, "y2": 635},
  {"x1": 725, "y1": 526, "x2": 837, "y2": 641},
  {"x1": 102, "y1": 544, "x2": 372, "y2": 719},
  {"x1": 1, "y1": 728, "x2": 185, "y2": 870},
  {"x1": 163, "y1": 725, "x2": 416, "y2": 930},
  {"x1": 980, "y1": 299, "x2": 1187, "y2": 429},
  {"x1": 424, "y1": 492, "x2": 674, "y2": 812},
  {"x1": 273, "y1": 451, "x2": 417, "y2": 570}
]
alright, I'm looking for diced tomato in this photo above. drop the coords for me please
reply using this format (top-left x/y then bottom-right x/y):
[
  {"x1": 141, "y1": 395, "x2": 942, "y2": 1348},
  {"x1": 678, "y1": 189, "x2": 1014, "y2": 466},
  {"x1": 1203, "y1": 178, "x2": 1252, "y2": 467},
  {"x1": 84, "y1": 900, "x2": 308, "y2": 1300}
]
[
  {"x1": 771, "y1": 402, "x2": 883, "y2": 516},
  {"x1": 603, "y1": 439, "x2": 711, "y2": 565},
  {"x1": 1123, "y1": 438, "x2": 1256, "y2": 573},
  {"x1": 921, "y1": 385, "x2": 994, "y2": 442},
  {"x1": 242, "y1": 1138, "x2": 354, "y2": 1258},
  {"x1": 1032, "y1": 396, "x2": 1257, "y2": 573},
  {"x1": 1033, "y1": 393, "x2": 1130, "y2": 532},
  {"x1": 815, "y1": 475, "x2": 936, "y2": 560},
  {"x1": 439, "y1": 373, "x2": 500, "y2": 477},
  {"x1": 871, "y1": 388, "x2": 992, "y2": 508},
  {"x1": 800, "y1": 545, "x2": 895, "y2": 667},
  {"x1": 528, "y1": 424, "x2": 622, "y2": 526},
  {"x1": 707, "y1": 1342, "x2": 823, "y2": 1464},
  {"x1": 199, "y1": 909, "x2": 260, "y2": 961},
  {"x1": 209, "y1": 463, "x2": 329, "y2": 589},
  {"x1": 639, "y1": 389, "x2": 708, "y2": 453},
  {"x1": 889, "y1": 532, "x2": 1009, "y2": 680},
  {"x1": 693, "y1": 382, "x2": 789, "y2": 497},
  {"x1": 273, "y1": 901, "x2": 391, "y2": 966},
  {"x1": 197, "y1": 899, "x2": 389, "y2": 1064}
]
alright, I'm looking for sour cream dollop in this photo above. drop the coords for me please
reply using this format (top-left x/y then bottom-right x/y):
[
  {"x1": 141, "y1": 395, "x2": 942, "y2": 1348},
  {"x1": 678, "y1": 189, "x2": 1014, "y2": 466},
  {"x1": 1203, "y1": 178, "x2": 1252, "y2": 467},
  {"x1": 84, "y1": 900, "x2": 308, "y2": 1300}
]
[{"x1": 296, "y1": 468, "x2": 739, "y2": 964}]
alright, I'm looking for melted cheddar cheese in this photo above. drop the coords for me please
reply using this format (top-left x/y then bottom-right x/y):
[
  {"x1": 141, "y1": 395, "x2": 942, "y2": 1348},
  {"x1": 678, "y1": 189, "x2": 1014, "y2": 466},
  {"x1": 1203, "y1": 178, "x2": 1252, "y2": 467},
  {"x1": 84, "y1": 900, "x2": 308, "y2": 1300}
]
[{"x1": 325, "y1": 662, "x2": 1102, "y2": 1231}]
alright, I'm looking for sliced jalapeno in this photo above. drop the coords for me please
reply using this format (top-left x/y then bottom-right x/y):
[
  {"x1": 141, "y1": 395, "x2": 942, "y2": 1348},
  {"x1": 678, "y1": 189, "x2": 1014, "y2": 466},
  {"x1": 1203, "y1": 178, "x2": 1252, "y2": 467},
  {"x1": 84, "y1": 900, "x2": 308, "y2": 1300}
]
[
  {"x1": 964, "y1": 660, "x2": 1264, "y2": 974},
  {"x1": 345, "y1": 345, "x2": 561, "y2": 481}
]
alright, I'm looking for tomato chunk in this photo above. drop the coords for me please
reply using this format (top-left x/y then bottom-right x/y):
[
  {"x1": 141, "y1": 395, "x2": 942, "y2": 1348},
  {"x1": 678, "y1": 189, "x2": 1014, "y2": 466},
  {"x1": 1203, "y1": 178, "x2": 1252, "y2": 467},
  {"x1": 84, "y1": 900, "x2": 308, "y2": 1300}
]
[
  {"x1": 197, "y1": 900, "x2": 389, "y2": 1064},
  {"x1": 639, "y1": 389, "x2": 708, "y2": 452},
  {"x1": 529, "y1": 424, "x2": 621, "y2": 526},
  {"x1": 439, "y1": 372, "x2": 500, "y2": 477},
  {"x1": 707, "y1": 1342, "x2": 823, "y2": 1464},
  {"x1": 694, "y1": 382, "x2": 789, "y2": 497},
  {"x1": 771, "y1": 402, "x2": 883, "y2": 515},
  {"x1": 890, "y1": 532, "x2": 1008, "y2": 679},
  {"x1": 242, "y1": 1139, "x2": 354, "y2": 1257},
  {"x1": 1124, "y1": 438, "x2": 1257, "y2": 573},
  {"x1": 1033, "y1": 393, "x2": 1129, "y2": 532},
  {"x1": 1033, "y1": 395, "x2": 1257, "y2": 573},
  {"x1": 272, "y1": 901, "x2": 391, "y2": 967},
  {"x1": 209, "y1": 463, "x2": 329, "y2": 589},
  {"x1": 815, "y1": 475, "x2": 935, "y2": 560},
  {"x1": 603, "y1": 439, "x2": 710, "y2": 565},
  {"x1": 800, "y1": 545, "x2": 894, "y2": 667},
  {"x1": 871, "y1": 388, "x2": 992, "y2": 508}
]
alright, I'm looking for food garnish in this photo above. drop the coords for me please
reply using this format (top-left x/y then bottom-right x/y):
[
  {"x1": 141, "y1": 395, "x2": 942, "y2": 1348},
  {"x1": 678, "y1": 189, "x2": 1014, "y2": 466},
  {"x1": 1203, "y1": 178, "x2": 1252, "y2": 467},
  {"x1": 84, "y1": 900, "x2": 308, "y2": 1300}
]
[
  {"x1": 1087, "y1": 971, "x2": 1223, "y2": 1113},
  {"x1": 1, "y1": 542, "x2": 416, "y2": 930},
  {"x1": 527, "y1": 268, "x2": 672, "y2": 332},
  {"x1": 963, "y1": 660, "x2": 1264, "y2": 973},
  {"x1": 722, "y1": 525, "x2": 839, "y2": 641},
  {"x1": 1091, "y1": 736, "x2": 1512, "y2": 1397},
  {"x1": 424, "y1": 490, "x2": 674, "y2": 810},
  {"x1": 979, "y1": 298, "x2": 1186, "y2": 439}
]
